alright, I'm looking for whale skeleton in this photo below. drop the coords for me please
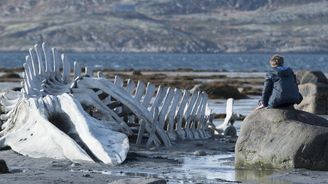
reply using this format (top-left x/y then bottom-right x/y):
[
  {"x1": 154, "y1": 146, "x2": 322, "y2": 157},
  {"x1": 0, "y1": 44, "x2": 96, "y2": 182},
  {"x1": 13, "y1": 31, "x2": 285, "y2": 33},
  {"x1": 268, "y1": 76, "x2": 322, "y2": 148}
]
[{"x1": 0, "y1": 43, "x2": 214, "y2": 165}]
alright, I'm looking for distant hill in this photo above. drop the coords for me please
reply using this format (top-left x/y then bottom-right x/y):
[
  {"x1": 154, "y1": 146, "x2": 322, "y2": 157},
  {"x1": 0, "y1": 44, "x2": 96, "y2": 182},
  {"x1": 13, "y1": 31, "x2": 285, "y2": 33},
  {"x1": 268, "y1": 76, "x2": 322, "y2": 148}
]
[{"x1": 0, "y1": 0, "x2": 327, "y2": 53}]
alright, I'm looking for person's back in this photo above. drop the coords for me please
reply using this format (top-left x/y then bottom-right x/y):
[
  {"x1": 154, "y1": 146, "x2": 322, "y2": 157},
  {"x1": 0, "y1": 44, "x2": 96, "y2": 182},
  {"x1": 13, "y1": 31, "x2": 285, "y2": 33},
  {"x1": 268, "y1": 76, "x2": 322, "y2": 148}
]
[{"x1": 257, "y1": 55, "x2": 302, "y2": 109}]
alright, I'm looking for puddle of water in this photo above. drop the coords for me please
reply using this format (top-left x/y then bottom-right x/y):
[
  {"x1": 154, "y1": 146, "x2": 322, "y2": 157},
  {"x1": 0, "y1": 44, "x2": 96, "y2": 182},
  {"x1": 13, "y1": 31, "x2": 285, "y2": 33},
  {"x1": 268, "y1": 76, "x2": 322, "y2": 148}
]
[
  {"x1": 208, "y1": 96, "x2": 259, "y2": 116},
  {"x1": 71, "y1": 153, "x2": 293, "y2": 184},
  {"x1": 72, "y1": 153, "x2": 292, "y2": 184},
  {"x1": 235, "y1": 169, "x2": 294, "y2": 184},
  {"x1": 177, "y1": 154, "x2": 236, "y2": 182},
  {"x1": 0, "y1": 82, "x2": 21, "y2": 91},
  {"x1": 209, "y1": 97, "x2": 258, "y2": 136},
  {"x1": 176, "y1": 154, "x2": 292, "y2": 184}
]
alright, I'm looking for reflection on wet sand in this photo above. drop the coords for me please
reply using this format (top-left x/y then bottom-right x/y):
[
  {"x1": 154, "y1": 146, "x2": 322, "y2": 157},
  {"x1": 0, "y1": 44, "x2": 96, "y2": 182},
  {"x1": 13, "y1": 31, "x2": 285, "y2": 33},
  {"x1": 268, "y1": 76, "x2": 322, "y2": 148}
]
[{"x1": 235, "y1": 169, "x2": 293, "y2": 184}]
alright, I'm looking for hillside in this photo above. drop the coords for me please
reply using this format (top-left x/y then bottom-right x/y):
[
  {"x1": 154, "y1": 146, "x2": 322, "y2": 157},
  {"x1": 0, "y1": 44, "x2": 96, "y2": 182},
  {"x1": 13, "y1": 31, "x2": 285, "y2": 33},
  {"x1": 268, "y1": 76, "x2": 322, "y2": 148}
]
[{"x1": 0, "y1": 0, "x2": 327, "y2": 53}]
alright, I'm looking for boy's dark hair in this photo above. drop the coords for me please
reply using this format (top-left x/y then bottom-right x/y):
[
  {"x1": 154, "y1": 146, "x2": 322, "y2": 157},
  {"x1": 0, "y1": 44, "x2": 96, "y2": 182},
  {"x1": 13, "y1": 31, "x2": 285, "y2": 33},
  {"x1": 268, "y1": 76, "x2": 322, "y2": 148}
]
[{"x1": 270, "y1": 55, "x2": 284, "y2": 67}]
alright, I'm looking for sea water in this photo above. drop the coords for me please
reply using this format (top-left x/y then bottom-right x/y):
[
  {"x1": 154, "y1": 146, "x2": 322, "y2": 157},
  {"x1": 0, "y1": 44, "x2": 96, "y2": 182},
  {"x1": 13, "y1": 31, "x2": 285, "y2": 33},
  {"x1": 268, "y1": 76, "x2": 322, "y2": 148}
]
[{"x1": 0, "y1": 52, "x2": 328, "y2": 72}]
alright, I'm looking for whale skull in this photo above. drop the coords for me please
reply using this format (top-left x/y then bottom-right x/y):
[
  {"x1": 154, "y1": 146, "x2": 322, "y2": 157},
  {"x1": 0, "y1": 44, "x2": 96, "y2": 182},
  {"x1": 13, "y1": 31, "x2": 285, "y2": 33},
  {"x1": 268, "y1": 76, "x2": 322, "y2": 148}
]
[{"x1": 0, "y1": 43, "x2": 129, "y2": 165}]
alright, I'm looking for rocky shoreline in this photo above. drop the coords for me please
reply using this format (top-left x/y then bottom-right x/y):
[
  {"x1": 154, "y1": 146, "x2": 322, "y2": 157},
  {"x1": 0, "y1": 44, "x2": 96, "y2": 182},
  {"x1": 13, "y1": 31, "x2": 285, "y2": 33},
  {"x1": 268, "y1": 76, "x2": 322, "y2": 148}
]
[{"x1": 0, "y1": 68, "x2": 265, "y2": 99}]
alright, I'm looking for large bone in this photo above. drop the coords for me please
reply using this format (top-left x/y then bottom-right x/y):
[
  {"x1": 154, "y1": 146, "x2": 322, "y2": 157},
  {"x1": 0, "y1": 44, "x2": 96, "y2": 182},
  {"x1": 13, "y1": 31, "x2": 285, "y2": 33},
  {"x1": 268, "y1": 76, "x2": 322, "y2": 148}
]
[
  {"x1": 166, "y1": 89, "x2": 182, "y2": 141},
  {"x1": 56, "y1": 94, "x2": 129, "y2": 165},
  {"x1": 0, "y1": 94, "x2": 128, "y2": 165},
  {"x1": 174, "y1": 90, "x2": 189, "y2": 139},
  {"x1": 216, "y1": 98, "x2": 235, "y2": 130},
  {"x1": 74, "y1": 77, "x2": 172, "y2": 147},
  {"x1": 0, "y1": 97, "x2": 94, "y2": 162},
  {"x1": 197, "y1": 93, "x2": 211, "y2": 138}
]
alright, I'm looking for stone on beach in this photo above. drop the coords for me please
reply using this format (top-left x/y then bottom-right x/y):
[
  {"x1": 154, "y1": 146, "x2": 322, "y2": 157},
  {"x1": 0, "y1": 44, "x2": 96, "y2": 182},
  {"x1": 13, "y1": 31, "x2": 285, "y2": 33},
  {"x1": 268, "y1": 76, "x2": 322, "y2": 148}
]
[
  {"x1": 0, "y1": 73, "x2": 21, "y2": 80},
  {"x1": 193, "y1": 150, "x2": 207, "y2": 156},
  {"x1": 235, "y1": 108, "x2": 328, "y2": 170},
  {"x1": 193, "y1": 83, "x2": 248, "y2": 99},
  {"x1": 111, "y1": 178, "x2": 167, "y2": 184},
  {"x1": 296, "y1": 71, "x2": 328, "y2": 114},
  {"x1": 296, "y1": 83, "x2": 328, "y2": 114},
  {"x1": 296, "y1": 71, "x2": 328, "y2": 85},
  {"x1": 0, "y1": 159, "x2": 9, "y2": 173}
]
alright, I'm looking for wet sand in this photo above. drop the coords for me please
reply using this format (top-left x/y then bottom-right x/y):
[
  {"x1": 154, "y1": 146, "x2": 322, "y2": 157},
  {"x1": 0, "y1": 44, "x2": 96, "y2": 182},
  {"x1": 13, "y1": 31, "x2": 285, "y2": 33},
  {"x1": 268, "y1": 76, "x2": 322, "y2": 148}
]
[
  {"x1": 2, "y1": 138, "x2": 328, "y2": 184},
  {"x1": 0, "y1": 138, "x2": 236, "y2": 184}
]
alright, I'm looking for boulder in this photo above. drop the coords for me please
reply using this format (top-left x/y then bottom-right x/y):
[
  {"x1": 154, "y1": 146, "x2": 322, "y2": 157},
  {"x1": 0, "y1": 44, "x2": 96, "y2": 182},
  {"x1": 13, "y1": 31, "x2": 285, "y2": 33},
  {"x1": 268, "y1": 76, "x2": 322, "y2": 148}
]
[
  {"x1": 1, "y1": 72, "x2": 21, "y2": 79},
  {"x1": 295, "y1": 83, "x2": 328, "y2": 114},
  {"x1": 193, "y1": 83, "x2": 248, "y2": 99},
  {"x1": 296, "y1": 71, "x2": 328, "y2": 85},
  {"x1": 295, "y1": 71, "x2": 328, "y2": 114},
  {"x1": 0, "y1": 72, "x2": 21, "y2": 82},
  {"x1": 235, "y1": 108, "x2": 328, "y2": 170}
]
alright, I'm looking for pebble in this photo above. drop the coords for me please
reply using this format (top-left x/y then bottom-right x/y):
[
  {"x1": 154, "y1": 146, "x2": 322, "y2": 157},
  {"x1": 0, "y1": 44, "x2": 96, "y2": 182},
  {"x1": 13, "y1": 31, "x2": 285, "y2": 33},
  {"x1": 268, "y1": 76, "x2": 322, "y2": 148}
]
[
  {"x1": 193, "y1": 150, "x2": 207, "y2": 156},
  {"x1": 70, "y1": 163, "x2": 81, "y2": 167},
  {"x1": 83, "y1": 174, "x2": 91, "y2": 178}
]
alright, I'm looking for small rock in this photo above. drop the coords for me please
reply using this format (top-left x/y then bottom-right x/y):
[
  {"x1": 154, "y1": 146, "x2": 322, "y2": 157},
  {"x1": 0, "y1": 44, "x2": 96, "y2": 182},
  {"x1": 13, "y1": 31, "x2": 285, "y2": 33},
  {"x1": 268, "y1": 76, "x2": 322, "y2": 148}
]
[
  {"x1": 132, "y1": 70, "x2": 142, "y2": 75},
  {"x1": 83, "y1": 174, "x2": 91, "y2": 178},
  {"x1": 0, "y1": 159, "x2": 9, "y2": 174},
  {"x1": 213, "y1": 113, "x2": 226, "y2": 119},
  {"x1": 114, "y1": 178, "x2": 166, "y2": 184},
  {"x1": 10, "y1": 168, "x2": 23, "y2": 173},
  {"x1": 228, "y1": 137, "x2": 238, "y2": 144},
  {"x1": 70, "y1": 163, "x2": 81, "y2": 167},
  {"x1": 224, "y1": 125, "x2": 237, "y2": 138},
  {"x1": 193, "y1": 150, "x2": 207, "y2": 156},
  {"x1": 149, "y1": 147, "x2": 157, "y2": 151},
  {"x1": 195, "y1": 143, "x2": 204, "y2": 147},
  {"x1": 12, "y1": 87, "x2": 22, "y2": 91},
  {"x1": 0, "y1": 72, "x2": 21, "y2": 79}
]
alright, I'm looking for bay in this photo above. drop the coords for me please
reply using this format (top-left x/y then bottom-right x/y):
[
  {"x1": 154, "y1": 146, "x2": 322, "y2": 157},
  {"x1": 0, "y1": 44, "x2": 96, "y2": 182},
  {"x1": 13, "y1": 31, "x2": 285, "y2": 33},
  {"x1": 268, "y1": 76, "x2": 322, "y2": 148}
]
[{"x1": 0, "y1": 52, "x2": 328, "y2": 72}]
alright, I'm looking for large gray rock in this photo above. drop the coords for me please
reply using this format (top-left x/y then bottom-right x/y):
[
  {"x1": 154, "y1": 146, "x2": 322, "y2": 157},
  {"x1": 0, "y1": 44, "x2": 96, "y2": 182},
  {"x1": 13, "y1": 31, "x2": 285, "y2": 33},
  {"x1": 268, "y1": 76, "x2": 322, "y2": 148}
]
[
  {"x1": 296, "y1": 83, "x2": 328, "y2": 114},
  {"x1": 295, "y1": 71, "x2": 328, "y2": 114},
  {"x1": 235, "y1": 108, "x2": 328, "y2": 170},
  {"x1": 193, "y1": 83, "x2": 248, "y2": 99},
  {"x1": 296, "y1": 71, "x2": 328, "y2": 85}
]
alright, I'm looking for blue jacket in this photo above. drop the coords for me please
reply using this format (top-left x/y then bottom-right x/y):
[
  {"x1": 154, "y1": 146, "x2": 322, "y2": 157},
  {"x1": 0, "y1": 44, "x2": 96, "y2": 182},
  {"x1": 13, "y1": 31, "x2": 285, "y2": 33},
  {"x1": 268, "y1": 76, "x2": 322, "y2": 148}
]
[{"x1": 261, "y1": 66, "x2": 303, "y2": 108}]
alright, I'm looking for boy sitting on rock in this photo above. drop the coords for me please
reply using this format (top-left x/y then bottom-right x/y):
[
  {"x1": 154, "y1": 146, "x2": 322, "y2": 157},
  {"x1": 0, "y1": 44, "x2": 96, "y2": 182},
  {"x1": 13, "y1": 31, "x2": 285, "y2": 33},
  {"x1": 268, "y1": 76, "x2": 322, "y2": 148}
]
[{"x1": 257, "y1": 55, "x2": 303, "y2": 110}]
